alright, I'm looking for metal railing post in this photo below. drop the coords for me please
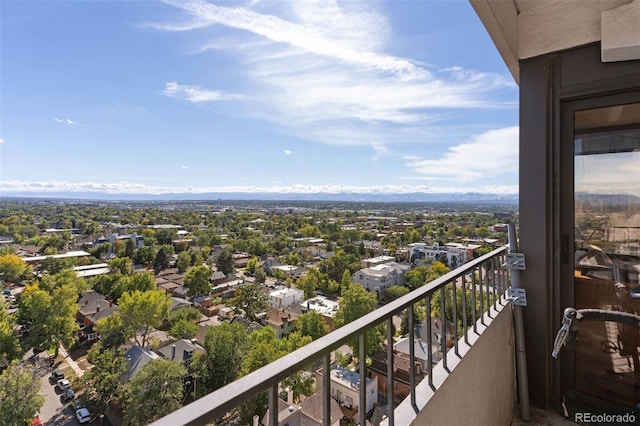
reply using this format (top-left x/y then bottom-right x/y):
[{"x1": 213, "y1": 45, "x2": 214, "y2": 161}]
[{"x1": 509, "y1": 222, "x2": 531, "y2": 422}]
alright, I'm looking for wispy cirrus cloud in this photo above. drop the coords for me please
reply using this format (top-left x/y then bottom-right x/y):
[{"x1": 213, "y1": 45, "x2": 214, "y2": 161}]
[
  {"x1": 163, "y1": 81, "x2": 239, "y2": 103},
  {"x1": 284, "y1": 149, "x2": 292, "y2": 155},
  {"x1": 404, "y1": 126, "x2": 519, "y2": 182},
  {"x1": 54, "y1": 118, "x2": 78, "y2": 125},
  {"x1": 151, "y1": 0, "x2": 516, "y2": 159}
]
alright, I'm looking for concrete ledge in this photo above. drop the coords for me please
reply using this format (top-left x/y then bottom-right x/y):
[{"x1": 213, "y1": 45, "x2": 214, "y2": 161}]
[{"x1": 390, "y1": 301, "x2": 516, "y2": 426}]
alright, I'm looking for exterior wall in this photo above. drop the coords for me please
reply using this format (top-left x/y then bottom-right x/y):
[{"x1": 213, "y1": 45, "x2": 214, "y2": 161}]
[
  {"x1": 408, "y1": 243, "x2": 467, "y2": 267},
  {"x1": 519, "y1": 42, "x2": 640, "y2": 408},
  {"x1": 268, "y1": 288, "x2": 304, "y2": 310},
  {"x1": 394, "y1": 305, "x2": 515, "y2": 426}
]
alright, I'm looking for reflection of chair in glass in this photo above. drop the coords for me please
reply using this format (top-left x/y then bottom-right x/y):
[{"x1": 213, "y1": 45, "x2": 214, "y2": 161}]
[{"x1": 553, "y1": 306, "x2": 640, "y2": 387}]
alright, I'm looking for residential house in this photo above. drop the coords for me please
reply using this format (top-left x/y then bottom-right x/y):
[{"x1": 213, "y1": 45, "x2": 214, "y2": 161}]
[
  {"x1": 157, "y1": 339, "x2": 204, "y2": 364},
  {"x1": 315, "y1": 365, "x2": 378, "y2": 417},
  {"x1": 77, "y1": 291, "x2": 117, "y2": 344},
  {"x1": 262, "y1": 393, "x2": 343, "y2": 426},
  {"x1": 264, "y1": 309, "x2": 297, "y2": 339},
  {"x1": 123, "y1": 345, "x2": 159, "y2": 380},
  {"x1": 170, "y1": 297, "x2": 192, "y2": 312},
  {"x1": 369, "y1": 349, "x2": 425, "y2": 404}
]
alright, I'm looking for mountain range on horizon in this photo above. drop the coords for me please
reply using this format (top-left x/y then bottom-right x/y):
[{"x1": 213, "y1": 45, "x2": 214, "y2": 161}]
[{"x1": 0, "y1": 190, "x2": 520, "y2": 204}]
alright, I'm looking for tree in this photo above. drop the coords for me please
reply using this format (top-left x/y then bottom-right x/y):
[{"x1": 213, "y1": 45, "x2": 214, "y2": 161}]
[
  {"x1": 81, "y1": 348, "x2": 126, "y2": 413},
  {"x1": 385, "y1": 285, "x2": 410, "y2": 302},
  {"x1": 39, "y1": 256, "x2": 73, "y2": 275},
  {"x1": 0, "y1": 254, "x2": 28, "y2": 283},
  {"x1": 0, "y1": 362, "x2": 44, "y2": 426},
  {"x1": 334, "y1": 285, "x2": 385, "y2": 357},
  {"x1": 132, "y1": 246, "x2": 155, "y2": 266},
  {"x1": 215, "y1": 249, "x2": 234, "y2": 275},
  {"x1": 176, "y1": 251, "x2": 191, "y2": 273},
  {"x1": 0, "y1": 304, "x2": 21, "y2": 368},
  {"x1": 340, "y1": 269, "x2": 352, "y2": 294},
  {"x1": 38, "y1": 268, "x2": 88, "y2": 296},
  {"x1": 238, "y1": 327, "x2": 284, "y2": 424},
  {"x1": 254, "y1": 267, "x2": 266, "y2": 284},
  {"x1": 295, "y1": 311, "x2": 329, "y2": 341},
  {"x1": 184, "y1": 265, "x2": 211, "y2": 297},
  {"x1": 95, "y1": 314, "x2": 128, "y2": 351},
  {"x1": 169, "y1": 319, "x2": 199, "y2": 340},
  {"x1": 233, "y1": 283, "x2": 267, "y2": 321},
  {"x1": 124, "y1": 358, "x2": 187, "y2": 425},
  {"x1": 49, "y1": 284, "x2": 81, "y2": 356},
  {"x1": 191, "y1": 322, "x2": 247, "y2": 397},
  {"x1": 108, "y1": 257, "x2": 132, "y2": 275},
  {"x1": 246, "y1": 257, "x2": 258, "y2": 274},
  {"x1": 119, "y1": 290, "x2": 171, "y2": 348},
  {"x1": 153, "y1": 246, "x2": 170, "y2": 274},
  {"x1": 156, "y1": 228, "x2": 178, "y2": 246}
]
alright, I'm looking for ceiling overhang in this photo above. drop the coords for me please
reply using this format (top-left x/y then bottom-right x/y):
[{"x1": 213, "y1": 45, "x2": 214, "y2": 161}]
[{"x1": 469, "y1": 0, "x2": 639, "y2": 85}]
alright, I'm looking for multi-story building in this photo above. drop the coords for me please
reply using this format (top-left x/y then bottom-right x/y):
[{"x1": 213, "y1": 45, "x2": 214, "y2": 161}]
[
  {"x1": 408, "y1": 242, "x2": 467, "y2": 268},
  {"x1": 268, "y1": 287, "x2": 305, "y2": 310},
  {"x1": 351, "y1": 262, "x2": 410, "y2": 298}
]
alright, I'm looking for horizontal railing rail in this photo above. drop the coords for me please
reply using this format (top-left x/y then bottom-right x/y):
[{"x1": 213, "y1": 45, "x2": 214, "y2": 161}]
[{"x1": 152, "y1": 245, "x2": 511, "y2": 426}]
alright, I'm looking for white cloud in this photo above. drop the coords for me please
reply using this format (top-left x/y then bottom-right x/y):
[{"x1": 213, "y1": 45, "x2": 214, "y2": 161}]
[
  {"x1": 404, "y1": 126, "x2": 519, "y2": 182},
  {"x1": 284, "y1": 149, "x2": 292, "y2": 155},
  {"x1": 0, "y1": 179, "x2": 518, "y2": 195},
  {"x1": 152, "y1": 0, "x2": 516, "y2": 154},
  {"x1": 54, "y1": 118, "x2": 78, "y2": 125},
  {"x1": 181, "y1": 165, "x2": 188, "y2": 169},
  {"x1": 0, "y1": 138, "x2": 5, "y2": 144},
  {"x1": 163, "y1": 81, "x2": 238, "y2": 103}
]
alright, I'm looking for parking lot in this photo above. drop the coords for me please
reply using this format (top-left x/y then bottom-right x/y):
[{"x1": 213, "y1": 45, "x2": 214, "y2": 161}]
[{"x1": 27, "y1": 351, "x2": 91, "y2": 426}]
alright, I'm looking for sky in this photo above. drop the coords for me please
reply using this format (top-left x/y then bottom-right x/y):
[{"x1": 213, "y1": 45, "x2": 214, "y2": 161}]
[{"x1": 0, "y1": 0, "x2": 520, "y2": 197}]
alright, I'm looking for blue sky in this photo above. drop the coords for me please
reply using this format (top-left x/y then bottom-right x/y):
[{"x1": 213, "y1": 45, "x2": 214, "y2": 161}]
[{"x1": 0, "y1": 0, "x2": 519, "y2": 197}]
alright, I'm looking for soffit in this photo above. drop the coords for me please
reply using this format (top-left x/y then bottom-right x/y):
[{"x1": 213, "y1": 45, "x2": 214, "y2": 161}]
[{"x1": 470, "y1": 0, "x2": 635, "y2": 85}]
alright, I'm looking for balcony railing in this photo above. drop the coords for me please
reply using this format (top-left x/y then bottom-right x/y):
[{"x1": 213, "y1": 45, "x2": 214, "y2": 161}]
[{"x1": 151, "y1": 245, "x2": 512, "y2": 426}]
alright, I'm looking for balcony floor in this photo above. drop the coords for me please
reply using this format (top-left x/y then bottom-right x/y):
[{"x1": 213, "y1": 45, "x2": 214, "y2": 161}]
[{"x1": 511, "y1": 406, "x2": 575, "y2": 426}]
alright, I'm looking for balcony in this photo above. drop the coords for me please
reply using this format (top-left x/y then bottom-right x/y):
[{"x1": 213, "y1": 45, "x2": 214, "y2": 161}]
[{"x1": 151, "y1": 246, "x2": 526, "y2": 426}]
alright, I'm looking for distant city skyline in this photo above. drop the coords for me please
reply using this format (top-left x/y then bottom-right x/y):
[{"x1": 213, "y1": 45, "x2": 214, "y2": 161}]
[{"x1": 1, "y1": 0, "x2": 519, "y2": 197}]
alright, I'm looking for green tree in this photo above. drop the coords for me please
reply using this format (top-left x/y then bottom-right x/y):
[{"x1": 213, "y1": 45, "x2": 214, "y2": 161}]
[
  {"x1": 215, "y1": 249, "x2": 234, "y2": 275},
  {"x1": 95, "y1": 314, "x2": 128, "y2": 351},
  {"x1": 184, "y1": 265, "x2": 211, "y2": 297},
  {"x1": 246, "y1": 257, "x2": 258, "y2": 274},
  {"x1": 155, "y1": 228, "x2": 177, "y2": 246},
  {"x1": 0, "y1": 254, "x2": 28, "y2": 283},
  {"x1": 169, "y1": 319, "x2": 199, "y2": 340},
  {"x1": 49, "y1": 284, "x2": 80, "y2": 356},
  {"x1": 39, "y1": 256, "x2": 73, "y2": 275},
  {"x1": 108, "y1": 257, "x2": 132, "y2": 275},
  {"x1": 0, "y1": 303, "x2": 21, "y2": 368},
  {"x1": 153, "y1": 246, "x2": 170, "y2": 274},
  {"x1": 254, "y1": 267, "x2": 266, "y2": 284},
  {"x1": 335, "y1": 285, "x2": 384, "y2": 357},
  {"x1": 119, "y1": 290, "x2": 171, "y2": 347},
  {"x1": 295, "y1": 311, "x2": 329, "y2": 341},
  {"x1": 191, "y1": 322, "x2": 248, "y2": 396},
  {"x1": 385, "y1": 285, "x2": 410, "y2": 302},
  {"x1": 176, "y1": 251, "x2": 191, "y2": 273},
  {"x1": 81, "y1": 348, "x2": 126, "y2": 413},
  {"x1": 0, "y1": 362, "x2": 44, "y2": 426},
  {"x1": 233, "y1": 283, "x2": 267, "y2": 321},
  {"x1": 340, "y1": 269, "x2": 352, "y2": 294},
  {"x1": 132, "y1": 246, "x2": 155, "y2": 266},
  {"x1": 124, "y1": 358, "x2": 187, "y2": 426}
]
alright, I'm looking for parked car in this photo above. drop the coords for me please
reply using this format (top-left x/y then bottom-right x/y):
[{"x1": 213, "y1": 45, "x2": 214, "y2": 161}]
[
  {"x1": 75, "y1": 408, "x2": 91, "y2": 424},
  {"x1": 62, "y1": 388, "x2": 75, "y2": 402},
  {"x1": 56, "y1": 378, "x2": 71, "y2": 391},
  {"x1": 2, "y1": 289, "x2": 11, "y2": 296},
  {"x1": 50, "y1": 369, "x2": 64, "y2": 383},
  {"x1": 73, "y1": 399, "x2": 84, "y2": 410}
]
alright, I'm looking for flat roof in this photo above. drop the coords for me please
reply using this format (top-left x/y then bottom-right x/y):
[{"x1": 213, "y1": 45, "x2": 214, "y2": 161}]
[{"x1": 21, "y1": 250, "x2": 91, "y2": 263}]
